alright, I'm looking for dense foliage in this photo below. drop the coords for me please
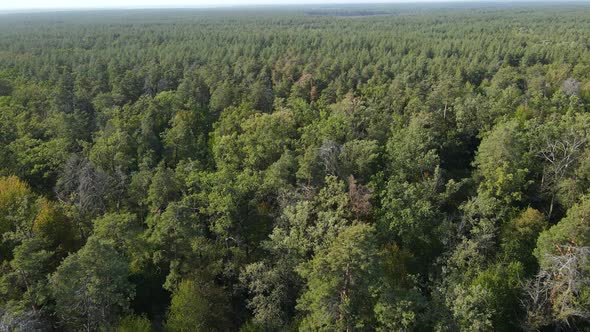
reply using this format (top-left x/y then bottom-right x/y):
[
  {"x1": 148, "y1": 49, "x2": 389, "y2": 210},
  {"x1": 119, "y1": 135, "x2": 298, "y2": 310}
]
[{"x1": 2, "y1": 3, "x2": 590, "y2": 331}]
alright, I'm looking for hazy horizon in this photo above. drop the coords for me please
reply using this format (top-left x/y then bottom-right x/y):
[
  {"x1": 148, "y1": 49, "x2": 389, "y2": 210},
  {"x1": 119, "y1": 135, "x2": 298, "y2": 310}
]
[{"x1": 0, "y1": 0, "x2": 579, "y2": 11}]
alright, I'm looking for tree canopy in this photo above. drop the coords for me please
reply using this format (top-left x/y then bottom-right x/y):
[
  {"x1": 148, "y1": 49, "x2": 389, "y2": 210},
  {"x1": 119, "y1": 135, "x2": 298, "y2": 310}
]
[{"x1": 2, "y1": 3, "x2": 590, "y2": 331}]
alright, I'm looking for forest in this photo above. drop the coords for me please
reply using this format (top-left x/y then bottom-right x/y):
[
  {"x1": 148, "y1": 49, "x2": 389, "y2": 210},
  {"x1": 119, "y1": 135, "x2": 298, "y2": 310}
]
[{"x1": 1, "y1": 2, "x2": 590, "y2": 331}]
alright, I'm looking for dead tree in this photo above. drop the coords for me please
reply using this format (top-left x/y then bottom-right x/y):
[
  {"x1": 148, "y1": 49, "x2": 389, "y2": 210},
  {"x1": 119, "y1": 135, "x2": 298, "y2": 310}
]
[
  {"x1": 524, "y1": 245, "x2": 590, "y2": 331},
  {"x1": 539, "y1": 132, "x2": 586, "y2": 220}
]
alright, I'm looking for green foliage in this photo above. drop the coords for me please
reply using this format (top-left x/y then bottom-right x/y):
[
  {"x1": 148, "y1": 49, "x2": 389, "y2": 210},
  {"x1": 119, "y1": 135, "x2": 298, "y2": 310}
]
[
  {"x1": 165, "y1": 279, "x2": 231, "y2": 332},
  {"x1": 163, "y1": 110, "x2": 208, "y2": 165},
  {"x1": 468, "y1": 262, "x2": 525, "y2": 332},
  {"x1": 2, "y1": 4, "x2": 590, "y2": 331},
  {"x1": 0, "y1": 176, "x2": 37, "y2": 244},
  {"x1": 536, "y1": 196, "x2": 590, "y2": 267},
  {"x1": 500, "y1": 208, "x2": 547, "y2": 273},
  {"x1": 50, "y1": 237, "x2": 134, "y2": 331},
  {"x1": 116, "y1": 314, "x2": 152, "y2": 332},
  {"x1": 297, "y1": 223, "x2": 379, "y2": 331},
  {"x1": 147, "y1": 164, "x2": 180, "y2": 211},
  {"x1": 474, "y1": 120, "x2": 533, "y2": 204},
  {"x1": 92, "y1": 212, "x2": 144, "y2": 265},
  {"x1": 0, "y1": 238, "x2": 54, "y2": 325},
  {"x1": 240, "y1": 259, "x2": 301, "y2": 330}
]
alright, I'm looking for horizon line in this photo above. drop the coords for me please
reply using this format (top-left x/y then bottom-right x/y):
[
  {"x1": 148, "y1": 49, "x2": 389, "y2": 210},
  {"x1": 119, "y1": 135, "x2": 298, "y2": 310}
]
[{"x1": 1, "y1": 0, "x2": 588, "y2": 13}]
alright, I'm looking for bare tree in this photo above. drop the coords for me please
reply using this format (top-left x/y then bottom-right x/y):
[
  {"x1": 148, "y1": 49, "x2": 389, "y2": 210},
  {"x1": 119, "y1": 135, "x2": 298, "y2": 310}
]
[
  {"x1": 55, "y1": 155, "x2": 113, "y2": 239},
  {"x1": 347, "y1": 175, "x2": 372, "y2": 220},
  {"x1": 539, "y1": 131, "x2": 586, "y2": 220},
  {"x1": 319, "y1": 140, "x2": 342, "y2": 176},
  {"x1": 0, "y1": 308, "x2": 49, "y2": 332},
  {"x1": 523, "y1": 245, "x2": 590, "y2": 331},
  {"x1": 562, "y1": 77, "x2": 581, "y2": 97}
]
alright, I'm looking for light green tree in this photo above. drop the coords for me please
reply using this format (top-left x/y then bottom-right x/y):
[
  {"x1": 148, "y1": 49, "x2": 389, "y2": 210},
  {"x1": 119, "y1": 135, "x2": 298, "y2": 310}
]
[
  {"x1": 165, "y1": 279, "x2": 231, "y2": 332},
  {"x1": 297, "y1": 223, "x2": 379, "y2": 331}
]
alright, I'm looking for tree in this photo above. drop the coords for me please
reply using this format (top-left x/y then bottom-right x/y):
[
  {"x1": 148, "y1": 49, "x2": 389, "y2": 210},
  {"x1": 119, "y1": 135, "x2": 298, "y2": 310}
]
[
  {"x1": 338, "y1": 139, "x2": 379, "y2": 182},
  {"x1": 32, "y1": 199, "x2": 75, "y2": 254},
  {"x1": 239, "y1": 110, "x2": 296, "y2": 170},
  {"x1": 535, "y1": 195, "x2": 590, "y2": 266},
  {"x1": 0, "y1": 176, "x2": 73, "y2": 259},
  {"x1": 468, "y1": 262, "x2": 525, "y2": 332},
  {"x1": 209, "y1": 81, "x2": 235, "y2": 114},
  {"x1": 7, "y1": 136, "x2": 70, "y2": 192},
  {"x1": 249, "y1": 79, "x2": 274, "y2": 113},
  {"x1": 162, "y1": 110, "x2": 207, "y2": 165},
  {"x1": 92, "y1": 212, "x2": 143, "y2": 258},
  {"x1": 500, "y1": 207, "x2": 547, "y2": 274},
  {"x1": 116, "y1": 314, "x2": 152, "y2": 332},
  {"x1": 474, "y1": 120, "x2": 533, "y2": 205},
  {"x1": 374, "y1": 244, "x2": 428, "y2": 332},
  {"x1": 525, "y1": 245, "x2": 590, "y2": 330},
  {"x1": 50, "y1": 237, "x2": 134, "y2": 331},
  {"x1": 212, "y1": 108, "x2": 297, "y2": 171},
  {"x1": 147, "y1": 164, "x2": 180, "y2": 212},
  {"x1": 0, "y1": 176, "x2": 37, "y2": 247},
  {"x1": 240, "y1": 256, "x2": 302, "y2": 330},
  {"x1": 0, "y1": 238, "x2": 54, "y2": 330},
  {"x1": 176, "y1": 73, "x2": 210, "y2": 110},
  {"x1": 297, "y1": 223, "x2": 379, "y2": 331},
  {"x1": 380, "y1": 113, "x2": 448, "y2": 264},
  {"x1": 527, "y1": 196, "x2": 590, "y2": 329},
  {"x1": 89, "y1": 125, "x2": 136, "y2": 175},
  {"x1": 114, "y1": 70, "x2": 144, "y2": 103},
  {"x1": 537, "y1": 112, "x2": 590, "y2": 220},
  {"x1": 55, "y1": 156, "x2": 114, "y2": 238},
  {"x1": 165, "y1": 279, "x2": 231, "y2": 332}
]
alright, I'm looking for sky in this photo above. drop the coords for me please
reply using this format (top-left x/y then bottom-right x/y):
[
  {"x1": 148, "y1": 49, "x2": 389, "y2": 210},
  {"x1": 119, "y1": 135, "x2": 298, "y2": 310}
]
[
  {"x1": 1, "y1": 0, "x2": 587, "y2": 11},
  {"x1": 0, "y1": 0, "x2": 484, "y2": 11}
]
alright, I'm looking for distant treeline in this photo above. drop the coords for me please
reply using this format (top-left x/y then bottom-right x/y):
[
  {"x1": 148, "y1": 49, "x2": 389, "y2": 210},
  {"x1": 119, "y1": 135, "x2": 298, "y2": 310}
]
[{"x1": 304, "y1": 10, "x2": 392, "y2": 16}]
